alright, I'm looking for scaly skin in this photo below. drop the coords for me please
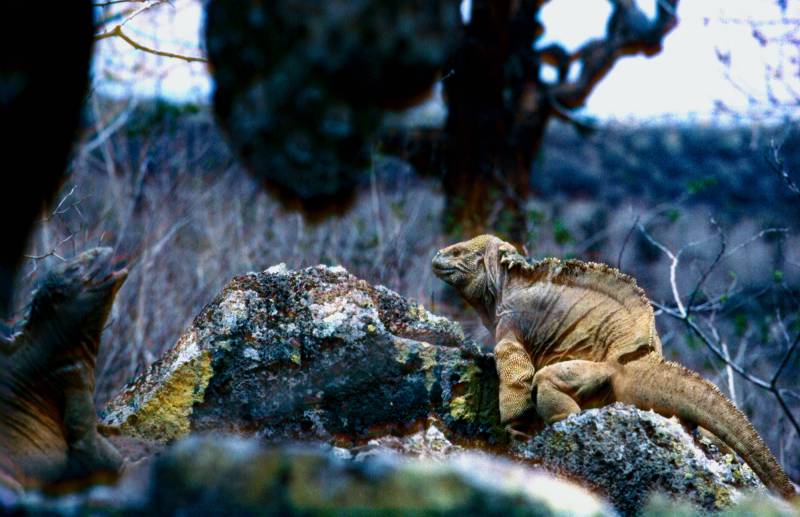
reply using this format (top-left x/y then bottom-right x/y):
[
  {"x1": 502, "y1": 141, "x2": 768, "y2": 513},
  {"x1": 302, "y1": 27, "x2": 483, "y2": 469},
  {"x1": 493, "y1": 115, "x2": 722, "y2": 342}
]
[
  {"x1": 432, "y1": 234, "x2": 796, "y2": 499},
  {"x1": 0, "y1": 248, "x2": 127, "y2": 491}
]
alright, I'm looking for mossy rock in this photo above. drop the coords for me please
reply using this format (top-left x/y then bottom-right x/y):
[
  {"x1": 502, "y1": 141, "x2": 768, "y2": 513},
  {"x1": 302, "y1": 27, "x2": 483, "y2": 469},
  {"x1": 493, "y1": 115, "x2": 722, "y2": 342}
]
[{"x1": 102, "y1": 264, "x2": 502, "y2": 445}]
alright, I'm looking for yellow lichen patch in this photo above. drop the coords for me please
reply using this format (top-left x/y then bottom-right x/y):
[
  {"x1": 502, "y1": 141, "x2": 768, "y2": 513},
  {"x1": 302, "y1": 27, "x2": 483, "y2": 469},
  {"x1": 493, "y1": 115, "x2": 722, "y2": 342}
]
[
  {"x1": 449, "y1": 395, "x2": 471, "y2": 421},
  {"x1": 449, "y1": 364, "x2": 482, "y2": 422},
  {"x1": 418, "y1": 343, "x2": 438, "y2": 391},
  {"x1": 408, "y1": 303, "x2": 429, "y2": 321},
  {"x1": 120, "y1": 350, "x2": 213, "y2": 442}
]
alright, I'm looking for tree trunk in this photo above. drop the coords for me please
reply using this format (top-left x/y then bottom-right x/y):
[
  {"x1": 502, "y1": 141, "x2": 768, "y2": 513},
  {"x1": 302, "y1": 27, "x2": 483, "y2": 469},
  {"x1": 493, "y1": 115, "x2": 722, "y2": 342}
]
[{"x1": 443, "y1": 0, "x2": 546, "y2": 243}]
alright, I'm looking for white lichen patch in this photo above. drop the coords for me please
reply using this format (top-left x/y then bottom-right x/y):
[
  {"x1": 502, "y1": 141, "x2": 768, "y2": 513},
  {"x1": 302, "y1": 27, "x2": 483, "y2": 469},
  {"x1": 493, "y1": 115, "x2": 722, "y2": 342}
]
[
  {"x1": 218, "y1": 289, "x2": 252, "y2": 331},
  {"x1": 242, "y1": 347, "x2": 260, "y2": 361},
  {"x1": 308, "y1": 290, "x2": 383, "y2": 340},
  {"x1": 325, "y1": 265, "x2": 348, "y2": 275},
  {"x1": 264, "y1": 263, "x2": 289, "y2": 275},
  {"x1": 547, "y1": 404, "x2": 762, "y2": 497}
]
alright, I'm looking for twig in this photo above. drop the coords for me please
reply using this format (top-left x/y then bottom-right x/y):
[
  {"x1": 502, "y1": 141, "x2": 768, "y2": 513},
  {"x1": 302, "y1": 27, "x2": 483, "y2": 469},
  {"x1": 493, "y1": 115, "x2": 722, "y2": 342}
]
[
  {"x1": 80, "y1": 100, "x2": 139, "y2": 158},
  {"x1": 95, "y1": 25, "x2": 207, "y2": 63},
  {"x1": 94, "y1": 0, "x2": 146, "y2": 6},
  {"x1": 617, "y1": 214, "x2": 640, "y2": 269},
  {"x1": 722, "y1": 227, "x2": 788, "y2": 258},
  {"x1": 766, "y1": 139, "x2": 800, "y2": 200},
  {"x1": 637, "y1": 222, "x2": 685, "y2": 316},
  {"x1": 24, "y1": 235, "x2": 74, "y2": 262},
  {"x1": 686, "y1": 218, "x2": 725, "y2": 316}
]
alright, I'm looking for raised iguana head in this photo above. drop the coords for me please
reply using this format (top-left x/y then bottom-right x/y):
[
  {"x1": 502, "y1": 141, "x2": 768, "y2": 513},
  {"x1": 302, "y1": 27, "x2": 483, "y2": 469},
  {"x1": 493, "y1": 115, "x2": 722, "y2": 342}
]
[
  {"x1": 22, "y1": 247, "x2": 128, "y2": 352},
  {"x1": 432, "y1": 235, "x2": 517, "y2": 323}
]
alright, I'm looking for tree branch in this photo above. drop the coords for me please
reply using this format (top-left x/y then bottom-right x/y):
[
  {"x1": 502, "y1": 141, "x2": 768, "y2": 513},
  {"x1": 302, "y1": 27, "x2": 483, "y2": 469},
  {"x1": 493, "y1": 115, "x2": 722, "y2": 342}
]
[
  {"x1": 638, "y1": 221, "x2": 800, "y2": 437},
  {"x1": 550, "y1": 0, "x2": 679, "y2": 110},
  {"x1": 95, "y1": 25, "x2": 207, "y2": 64}
]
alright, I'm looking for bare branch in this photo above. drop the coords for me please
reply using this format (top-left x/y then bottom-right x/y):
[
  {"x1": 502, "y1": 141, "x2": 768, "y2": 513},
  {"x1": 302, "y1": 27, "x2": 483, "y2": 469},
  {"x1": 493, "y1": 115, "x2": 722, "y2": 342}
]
[
  {"x1": 723, "y1": 227, "x2": 788, "y2": 258},
  {"x1": 617, "y1": 214, "x2": 640, "y2": 269},
  {"x1": 686, "y1": 218, "x2": 725, "y2": 315},
  {"x1": 772, "y1": 332, "x2": 800, "y2": 388},
  {"x1": 641, "y1": 222, "x2": 800, "y2": 437},
  {"x1": 549, "y1": 0, "x2": 679, "y2": 109},
  {"x1": 637, "y1": 222, "x2": 685, "y2": 316},
  {"x1": 80, "y1": 100, "x2": 139, "y2": 158},
  {"x1": 94, "y1": 0, "x2": 147, "y2": 6},
  {"x1": 766, "y1": 139, "x2": 800, "y2": 200},
  {"x1": 95, "y1": 25, "x2": 207, "y2": 64}
]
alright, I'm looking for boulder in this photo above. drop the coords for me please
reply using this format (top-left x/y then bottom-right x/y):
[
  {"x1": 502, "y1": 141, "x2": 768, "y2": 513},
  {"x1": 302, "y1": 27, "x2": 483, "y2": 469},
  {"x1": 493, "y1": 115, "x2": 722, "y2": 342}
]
[
  {"x1": 102, "y1": 264, "x2": 501, "y2": 445},
  {"x1": 101, "y1": 264, "x2": 776, "y2": 514},
  {"x1": 3, "y1": 434, "x2": 613, "y2": 516},
  {"x1": 148, "y1": 435, "x2": 611, "y2": 516},
  {"x1": 515, "y1": 403, "x2": 764, "y2": 515}
]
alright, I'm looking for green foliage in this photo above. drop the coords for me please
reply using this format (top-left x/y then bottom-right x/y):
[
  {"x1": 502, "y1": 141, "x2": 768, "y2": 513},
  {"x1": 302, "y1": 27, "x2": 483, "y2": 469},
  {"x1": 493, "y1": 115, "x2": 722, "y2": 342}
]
[
  {"x1": 125, "y1": 99, "x2": 201, "y2": 136},
  {"x1": 733, "y1": 314, "x2": 748, "y2": 338},
  {"x1": 552, "y1": 219, "x2": 573, "y2": 246},
  {"x1": 686, "y1": 176, "x2": 718, "y2": 195},
  {"x1": 665, "y1": 208, "x2": 681, "y2": 223},
  {"x1": 527, "y1": 209, "x2": 545, "y2": 226}
]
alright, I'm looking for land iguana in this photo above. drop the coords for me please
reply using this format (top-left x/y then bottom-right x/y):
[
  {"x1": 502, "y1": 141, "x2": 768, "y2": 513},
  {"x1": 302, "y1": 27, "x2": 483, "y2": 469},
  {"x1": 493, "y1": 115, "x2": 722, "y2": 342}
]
[
  {"x1": 432, "y1": 234, "x2": 796, "y2": 499},
  {"x1": 0, "y1": 248, "x2": 127, "y2": 492}
]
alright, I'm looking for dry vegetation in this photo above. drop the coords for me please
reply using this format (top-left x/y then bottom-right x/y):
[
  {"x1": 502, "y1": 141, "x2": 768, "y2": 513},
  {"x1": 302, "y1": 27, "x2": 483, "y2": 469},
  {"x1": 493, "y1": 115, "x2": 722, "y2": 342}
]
[{"x1": 13, "y1": 97, "x2": 800, "y2": 481}]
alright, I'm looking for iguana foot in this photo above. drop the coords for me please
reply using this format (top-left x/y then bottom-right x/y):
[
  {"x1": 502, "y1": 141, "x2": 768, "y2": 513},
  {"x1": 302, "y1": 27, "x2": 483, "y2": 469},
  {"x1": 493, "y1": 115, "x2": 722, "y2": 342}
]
[{"x1": 505, "y1": 424, "x2": 534, "y2": 442}]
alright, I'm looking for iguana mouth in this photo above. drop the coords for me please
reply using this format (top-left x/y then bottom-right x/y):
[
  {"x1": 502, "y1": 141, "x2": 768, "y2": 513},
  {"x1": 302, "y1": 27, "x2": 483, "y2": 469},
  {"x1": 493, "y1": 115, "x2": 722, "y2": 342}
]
[
  {"x1": 431, "y1": 253, "x2": 455, "y2": 277},
  {"x1": 78, "y1": 250, "x2": 129, "y2": 292}
]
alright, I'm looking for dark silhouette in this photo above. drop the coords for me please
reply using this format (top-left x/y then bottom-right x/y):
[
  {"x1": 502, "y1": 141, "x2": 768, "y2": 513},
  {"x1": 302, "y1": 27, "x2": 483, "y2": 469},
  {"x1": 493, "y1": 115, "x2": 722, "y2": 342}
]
[{"x1": 0, "y1": 2, "x2": 94, "y2": 328}]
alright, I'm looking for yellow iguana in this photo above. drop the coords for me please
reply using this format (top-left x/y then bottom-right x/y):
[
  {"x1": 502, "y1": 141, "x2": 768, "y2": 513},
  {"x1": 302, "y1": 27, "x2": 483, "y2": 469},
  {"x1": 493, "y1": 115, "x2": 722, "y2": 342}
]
[{"x1": 431, "y1": 234, "x2": 796, "y2": 499}]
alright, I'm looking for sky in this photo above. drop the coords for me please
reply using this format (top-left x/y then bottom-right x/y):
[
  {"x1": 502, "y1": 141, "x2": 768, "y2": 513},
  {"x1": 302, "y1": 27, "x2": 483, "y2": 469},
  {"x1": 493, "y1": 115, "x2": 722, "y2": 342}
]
[{"x1": 93, "y1": 0, "x2": 799, "y2": 121}]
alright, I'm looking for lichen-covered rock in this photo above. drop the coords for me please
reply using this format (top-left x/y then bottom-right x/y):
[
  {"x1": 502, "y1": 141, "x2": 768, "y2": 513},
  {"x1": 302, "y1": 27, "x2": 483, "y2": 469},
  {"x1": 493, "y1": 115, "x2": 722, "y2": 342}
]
[
  {"x1": 514, "y1": 403, "x2": 766, "y2": 515},
  {"x1": 643, "y1": 492, "x2": 799, "y2": 517},
  {"x1": 102, "y1": 264, "x2": 501, "y2": 444},
  {"x1": 146, "y1": 435, "x2": 612, "y2": 516},
  {"x1": 204, "y1": 0, "x2": 459, "y2": 213},
  {"x1": 347, "y1": 423, "x2": 463, "y2": 462},
  {"x1": 2, "y1": 435, "x2": 613, "y2": 516}
]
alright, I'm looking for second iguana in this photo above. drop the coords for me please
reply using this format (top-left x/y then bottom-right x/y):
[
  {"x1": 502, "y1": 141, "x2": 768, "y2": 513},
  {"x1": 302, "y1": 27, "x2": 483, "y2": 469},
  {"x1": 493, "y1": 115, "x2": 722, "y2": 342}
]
[{"x1": 432, "y1": 234, "x2": 795, "y2": 499}]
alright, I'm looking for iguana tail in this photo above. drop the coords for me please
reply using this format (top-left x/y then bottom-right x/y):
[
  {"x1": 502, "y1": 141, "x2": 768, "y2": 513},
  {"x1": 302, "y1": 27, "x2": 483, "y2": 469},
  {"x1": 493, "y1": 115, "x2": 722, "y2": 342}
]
[{"x1": 615, "y1": 357, "x2": 796, "y2": 499}]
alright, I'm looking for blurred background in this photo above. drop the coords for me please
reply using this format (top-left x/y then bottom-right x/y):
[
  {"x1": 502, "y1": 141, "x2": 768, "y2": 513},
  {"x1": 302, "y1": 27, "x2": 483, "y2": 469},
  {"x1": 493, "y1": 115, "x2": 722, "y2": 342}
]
[{"x1": 12, "y1": 0, "x2": 799, "y2": 480}]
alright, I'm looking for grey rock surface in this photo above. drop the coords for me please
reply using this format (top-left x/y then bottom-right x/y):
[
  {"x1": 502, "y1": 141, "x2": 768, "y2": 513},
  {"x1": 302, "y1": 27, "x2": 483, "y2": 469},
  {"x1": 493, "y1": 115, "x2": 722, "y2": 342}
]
[
  {"x1": 3, "y1": 434, "x2": 613, "y2": 516},
  {"x1": 102, "y1": 264, "x2": 501, "y2": 445},
  {"x1": 515, "y1": 403, "x2": 765, "y2": 515}
]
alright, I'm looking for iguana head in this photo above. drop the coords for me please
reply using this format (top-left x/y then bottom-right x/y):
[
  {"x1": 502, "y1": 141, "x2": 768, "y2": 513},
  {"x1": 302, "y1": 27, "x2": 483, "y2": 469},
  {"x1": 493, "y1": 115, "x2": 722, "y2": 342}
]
[
  {"x1": 432, "y1": 235, "x2": 517, "y2": 324},
  {"x1": 23, "y1": 247, "x2": 128, "y2": 352}
]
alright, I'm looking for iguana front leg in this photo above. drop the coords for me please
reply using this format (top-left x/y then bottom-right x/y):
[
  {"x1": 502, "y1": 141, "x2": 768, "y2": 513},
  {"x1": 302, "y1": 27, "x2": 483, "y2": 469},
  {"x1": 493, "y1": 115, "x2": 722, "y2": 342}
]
[
  {"x1": 494, "y1": 335, "x2": 536, "y2": 424},
  {"x1": 57, "y1": 363, "x2": 122, "y2": 483},
  {"x1": 533, "y1": 360, "x2": 615, "y2": 424}
]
